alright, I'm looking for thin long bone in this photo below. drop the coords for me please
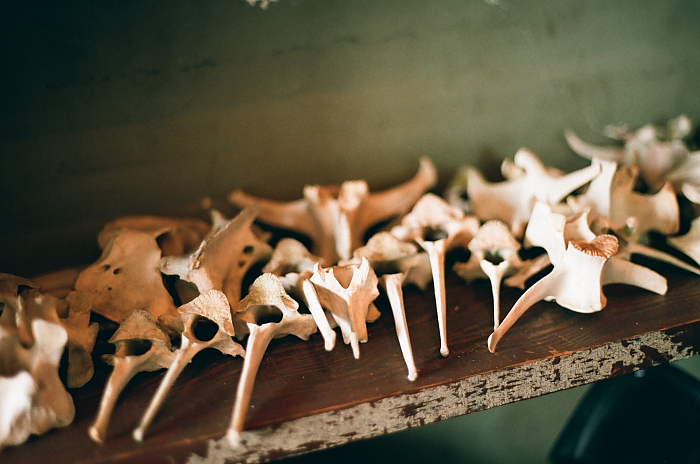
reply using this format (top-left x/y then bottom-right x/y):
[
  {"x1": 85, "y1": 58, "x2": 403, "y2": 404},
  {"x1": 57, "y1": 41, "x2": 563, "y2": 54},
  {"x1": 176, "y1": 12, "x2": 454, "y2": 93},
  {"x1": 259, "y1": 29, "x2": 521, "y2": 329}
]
[
  {"x1": 353, "y1": 232, "x2": 430, "y2": 380},
  {"x1": 88, "y1": 310, "x2": 174, "y2": 444},
  {"x1": 159, "y1": 207, "x2": 272, "y2": 306},
  {"x1": 391, "y1": 194, "x2": 479, "y2": 356},
  {"x1": 229, "y1": 158, "x2": 436, "y2": 264},
  {"x1": 464, "y1": 148, "x2": 600, "y2": 236},
  {"x1": 226, "y1": 274, "x2": 316, "y2": 447},
  {"x1": 133, "y1": 290, "x2": 244, "y2": 442},
  {"x1": 262, "y1": 238, "x2": 336, "y2": 351},
  {"x1": 453, "y1": 221, "x2": 523, "y2": 329},
  {"x1": 309, "y1": 258, "x2": 380, "y2": 359}
]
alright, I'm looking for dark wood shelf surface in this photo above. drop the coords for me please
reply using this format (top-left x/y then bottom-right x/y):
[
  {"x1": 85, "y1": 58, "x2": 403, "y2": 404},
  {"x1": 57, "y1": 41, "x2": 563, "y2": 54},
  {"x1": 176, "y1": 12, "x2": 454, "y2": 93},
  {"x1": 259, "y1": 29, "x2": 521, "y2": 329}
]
[{"x1": 4, "y1": 261, "x2": 699, "y2": 464}]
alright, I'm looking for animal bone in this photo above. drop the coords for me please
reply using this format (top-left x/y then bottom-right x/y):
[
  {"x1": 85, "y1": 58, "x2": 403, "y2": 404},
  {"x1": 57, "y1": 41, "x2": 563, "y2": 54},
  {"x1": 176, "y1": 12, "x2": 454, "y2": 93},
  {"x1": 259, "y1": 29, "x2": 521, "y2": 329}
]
[
  {"x1": 453, "y1": 221, "x2": 523, "y2": 329},
  {"x1": 610, "y1": 167, "x2": 679, "y2": 236},
  {"x1": 668, "y1": 185, "x2": 700, "y2": 266},
  {"x1": 133, "y1": 290, "x2": 244, "y2": 442},
  {"x1": 31, "y1": 267, "x2": 81, "y2": 298},
  {"x1": 262, "y1": 239, "x2": 336, "y2": 351},
  {"x1": 160, "y1": 207, "x2": 272, "y2": 306},
  {"x1": 230, "y1": 158, "x2": 437, "y2": 264},
  {"x1": 465, "y1": 148, "x2": 600, "y2": 236},
  {"x1": 565, "y1": 115, "x2": 693, "y2": 191},
  {"x1": 488, "y1": 234, "x2": 620, "y2": 352},
  {"x1": 0, "y1": 274, "x2": 38, "y2": 345},
  {"x1": 89, "y1": 310, "x2": 174, "y2": 444},
  {"x1": 75, "y1": 229, "x2": 179, "y2": 325},
  {"x1": 353, "y1": 232, "x2": 431, "y2": 381},
  {"x1": 0, "y1": 318, "x2": 74, "y2": 450},
  {"x1": 226, "y1": 274, "x2": 317, "y2": 447},
  {"x1": 97, "y1": 215, "x2": 210, "y2": 256},
  {"x1": 309, "y1": 258, "x2": 380, "y2": 359},
  {"x1": 488, "y1": 203, "x2": 669, "y2": 352},
  {"x1": 61, "y1": 292, "x2": 99, "y2": 388},
  {"x1": 391, "y1": 194, "x2": 479, "y2": 356}
]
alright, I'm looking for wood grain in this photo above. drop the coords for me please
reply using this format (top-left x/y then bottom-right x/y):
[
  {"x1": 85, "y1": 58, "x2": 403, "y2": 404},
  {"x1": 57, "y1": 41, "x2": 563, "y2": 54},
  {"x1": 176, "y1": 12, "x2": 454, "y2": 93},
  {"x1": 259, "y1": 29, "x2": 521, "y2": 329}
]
[{"x1": 3, "y1": 261, "x2": 699, "y2": 464}]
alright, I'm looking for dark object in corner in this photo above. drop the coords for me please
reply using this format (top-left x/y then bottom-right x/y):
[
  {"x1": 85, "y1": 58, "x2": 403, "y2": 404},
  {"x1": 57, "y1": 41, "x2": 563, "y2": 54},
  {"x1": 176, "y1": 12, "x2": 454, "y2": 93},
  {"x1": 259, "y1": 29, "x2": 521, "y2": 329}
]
[{"x1": 550, "y1": 365, "x2": 700, "y2": 464}]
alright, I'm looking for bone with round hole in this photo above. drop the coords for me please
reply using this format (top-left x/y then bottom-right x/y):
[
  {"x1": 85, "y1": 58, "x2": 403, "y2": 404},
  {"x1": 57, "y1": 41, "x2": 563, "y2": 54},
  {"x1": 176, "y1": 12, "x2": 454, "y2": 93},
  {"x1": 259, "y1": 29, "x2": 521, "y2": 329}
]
[
  {"x1": 352, "y1": 232, "x2": 432, "y2": 381},
  {"x1": 225, "y1": 273, "x2": 317, "y2": 447},
  {"x1": 308, "y1": 258, "x2": 381, "y2": 359},
  {"x1": 565, "y1": 115, "x2": 693, "y2": 192},
  {"x1": 133, "y1": 290, "x2": 244, "y2": 442},
  {"x1": 61, "y1": 292, "x2": 99, "y2": 388},
  {"x1": 0, "y1": 315, "x2": 74, "y2": 450},
  {"x1": 75, "y1": 228, "x2": 179, "y2": 325},
  {"x1": 262, "y1": 238, "x2": 336, "y2": 351},
  {"x1": 391, "y1": 194, "x2": 479, "y2": 357},
  {"x1": 464, "y1": 148, "x2": 600, "y2": 237},
  {"x1": 98, "y1": 215, "x2": 211, "y2": 256},
  {"x1": 159, "y1": 207, "x2": 272, "y2": 307},
  {"x1": 453, "y1": 220, "x2": 524, "y2": 330},
  {"x1": 88, "y1": 310, "x2": 174, "y2": 444},
  {"x1": 229, "y1": 158, "x2": 436, "y2": 264}
]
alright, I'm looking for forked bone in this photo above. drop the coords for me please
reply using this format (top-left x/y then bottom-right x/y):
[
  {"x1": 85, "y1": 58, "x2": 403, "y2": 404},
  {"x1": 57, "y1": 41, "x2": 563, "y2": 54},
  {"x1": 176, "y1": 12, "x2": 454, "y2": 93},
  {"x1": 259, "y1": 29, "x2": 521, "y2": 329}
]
[
  {"x1": 75, "y1": 229, "x2": 179, "y2": 324},
  {"x1": 391, "y1": 194, "x2": 479, "y2": 356},
  {"x1": 98, "y1": 216, "x2": 210, "y2": 256},
  {"x1": 488, "y1": 235, "x2": 619, "y2": 352},
  {"x1": 453, "y1": 221, "x2": 523, "y2": 329},
  {"x1": 309, "y1": 258, "x2": 380, "y2": 359},
  {"x1": 160, "y1": 208, "x2": 272, "y2": 306},
  {"x1": 465, "y1": 149, "x2": 600, "y2": 236},
  {"x1": 89, "y1": 310, "x2": 174, "y2": 444},
  {"x1": 226, "y1": 274, "x2": 317, "y2": 447},
  {"x1": 133, "y1": 290, "x2": 244, "y2": 442},
  {"x1": 489, "y1": 203, "x2": 670, "y2": 352},
  {"x1": 230, "y1": 158, "x2": 436, "y2": 263},
  {"x1": 263, "y1": 239, "x2": 336, "y2": 351}
]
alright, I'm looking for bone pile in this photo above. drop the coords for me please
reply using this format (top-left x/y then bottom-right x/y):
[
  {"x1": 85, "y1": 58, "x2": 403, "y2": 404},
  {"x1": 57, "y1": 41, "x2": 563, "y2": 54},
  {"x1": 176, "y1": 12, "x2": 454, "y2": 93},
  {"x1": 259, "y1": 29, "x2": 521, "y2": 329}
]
[{"x1": 2, "y1": 115, "x2": 699, "y2": 451}]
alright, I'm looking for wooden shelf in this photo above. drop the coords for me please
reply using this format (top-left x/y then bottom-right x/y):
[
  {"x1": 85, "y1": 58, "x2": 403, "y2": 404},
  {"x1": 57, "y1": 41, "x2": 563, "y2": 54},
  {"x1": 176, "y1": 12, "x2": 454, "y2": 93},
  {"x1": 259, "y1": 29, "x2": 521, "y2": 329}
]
[{"x1": 5, "y1": 260, "x2": 700, "y2": 464}]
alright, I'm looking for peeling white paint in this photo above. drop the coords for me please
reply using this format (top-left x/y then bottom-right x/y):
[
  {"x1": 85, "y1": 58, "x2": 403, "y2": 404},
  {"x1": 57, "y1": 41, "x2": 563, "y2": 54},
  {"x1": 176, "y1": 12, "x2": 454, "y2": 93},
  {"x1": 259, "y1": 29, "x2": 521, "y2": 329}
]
[{"x1": 187, "y1": 330, "x2": 694, "y2": 464}]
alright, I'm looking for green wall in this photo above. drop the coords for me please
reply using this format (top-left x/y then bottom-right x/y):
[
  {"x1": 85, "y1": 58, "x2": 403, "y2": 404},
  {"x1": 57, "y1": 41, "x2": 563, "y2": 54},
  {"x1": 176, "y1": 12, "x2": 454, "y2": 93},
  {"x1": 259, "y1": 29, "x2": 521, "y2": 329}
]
[{"x1": 2, "y1": 0, "x2": 700, "y2": 274}]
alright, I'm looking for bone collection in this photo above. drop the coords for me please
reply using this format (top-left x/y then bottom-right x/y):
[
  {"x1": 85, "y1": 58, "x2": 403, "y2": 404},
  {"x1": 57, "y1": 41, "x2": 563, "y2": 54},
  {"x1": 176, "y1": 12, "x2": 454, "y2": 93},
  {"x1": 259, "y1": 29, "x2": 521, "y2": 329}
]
[{"x1": 2, "y1": 116, "x2": 699, "y2": 452}]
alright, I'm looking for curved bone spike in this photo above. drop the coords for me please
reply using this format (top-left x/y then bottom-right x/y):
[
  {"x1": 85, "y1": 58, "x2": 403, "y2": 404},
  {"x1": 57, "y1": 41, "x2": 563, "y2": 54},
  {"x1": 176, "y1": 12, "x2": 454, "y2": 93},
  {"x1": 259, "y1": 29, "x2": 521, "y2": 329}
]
[
  {"x1": 565, "y1": 130, "x2": 625, "y2": 162},
  {"x1": 602, "y1": 257, "x2": 667, "y2": 295},
  {"x1": 417, "y1": 239, "x2": 448, "y2": 357},
  {"x1": 382, "y1": 274, "x2": 418, "y2": 381},
  {"x1": 488, "y1": 271, "x2": 558, "y2": 353},
  {"x1": 668, "y1": 217, "x2": 700, "y2": 266},
  {"x1": 89, "y1": 356, "x2": 142, "y2": 444},
  {"x1": 226, "y1": 323, "x2": 276, "y2": 447},
  {"x1": 133, "y1": 337, "x2": 205, "y2": 442},
  {"x1": 300, "y1": 279, "x2": 336, "y2": 351},
  {"x1": 480, "y1": 261, "x2": 509, "y2": 330},
  {"x1": 537, "y1": 162, "x2": 601, "y2": 205},
  {"x1": 628, "y1": 242, "x2": 700, "y2": 276}
]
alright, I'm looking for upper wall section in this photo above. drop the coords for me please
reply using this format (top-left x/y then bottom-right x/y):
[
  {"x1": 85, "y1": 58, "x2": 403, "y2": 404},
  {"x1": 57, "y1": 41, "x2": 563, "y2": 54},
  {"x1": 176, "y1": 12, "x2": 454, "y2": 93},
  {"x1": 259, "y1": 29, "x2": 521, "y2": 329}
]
[{"x1": 2, "y1": 0, "x2": 699, "y2": 273}]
